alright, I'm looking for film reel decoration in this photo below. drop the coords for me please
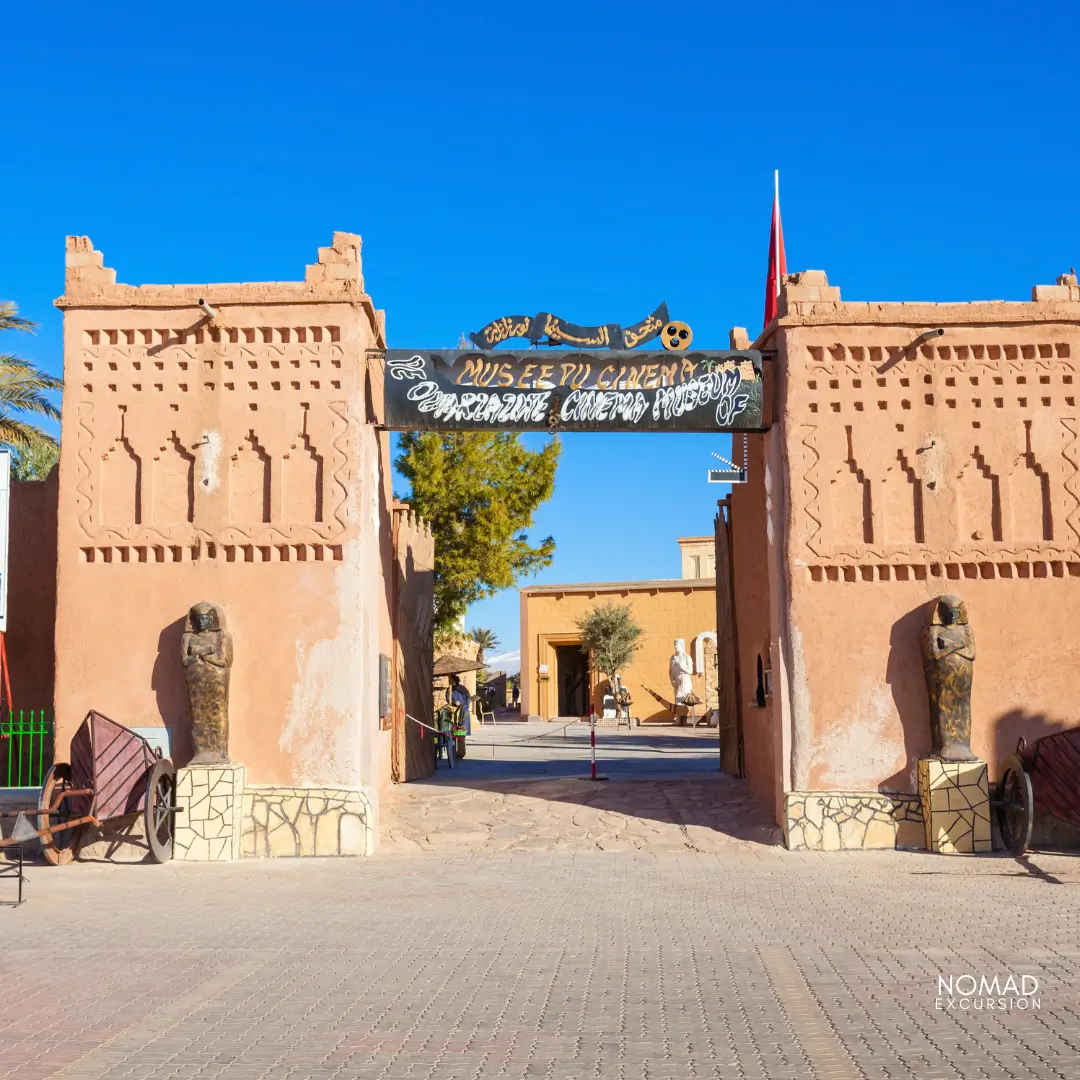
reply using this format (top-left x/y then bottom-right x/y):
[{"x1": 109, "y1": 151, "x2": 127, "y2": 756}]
[{"x1": 661, "y1": 321, "x2": 693, "y2": 351}]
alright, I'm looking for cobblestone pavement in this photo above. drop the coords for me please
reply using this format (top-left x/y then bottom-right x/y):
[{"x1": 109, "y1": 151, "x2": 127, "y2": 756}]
[
  {"x1": 382, "y1": 721, "x2": 781, "y2": 855},
  {"x1": 2, "y1": 848, "x2": 1080, "y2": 1079},
  {"x1": 5, "y1": 724, "x2": 1080, "y2": 1079}
]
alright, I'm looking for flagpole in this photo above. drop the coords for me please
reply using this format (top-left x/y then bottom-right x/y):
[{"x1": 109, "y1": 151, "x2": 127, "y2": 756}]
[{"x1": 774, "y1": 169, "x2": 780, "y2": 299}]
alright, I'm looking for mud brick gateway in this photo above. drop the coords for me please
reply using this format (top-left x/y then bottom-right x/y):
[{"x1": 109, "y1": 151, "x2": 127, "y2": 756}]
[{"x1": 8, "y1": 234, "x2": 1080, "y2": 855}]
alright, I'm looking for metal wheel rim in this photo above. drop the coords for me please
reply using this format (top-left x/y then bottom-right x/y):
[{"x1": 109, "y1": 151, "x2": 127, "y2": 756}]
[
  {"x1": 144, "y1": 760, "x2": 176, "y2": 863},
  {"x1": 998, "y1": 766, "x2": 1032, "y2": 855},
  {"x1": 38, "y1": 766, "x2": 80, "y2": 866}
]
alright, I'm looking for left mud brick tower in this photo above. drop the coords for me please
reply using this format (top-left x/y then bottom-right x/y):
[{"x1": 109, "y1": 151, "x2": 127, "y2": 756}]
[{"x1": 53, "y1": 234, "x2": 390, "y2": 857}]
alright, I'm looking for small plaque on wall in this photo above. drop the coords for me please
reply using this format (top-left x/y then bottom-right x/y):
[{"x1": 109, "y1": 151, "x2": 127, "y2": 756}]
[{"x1": 132, "y1": 727, "x2": 172, "y2": 758}]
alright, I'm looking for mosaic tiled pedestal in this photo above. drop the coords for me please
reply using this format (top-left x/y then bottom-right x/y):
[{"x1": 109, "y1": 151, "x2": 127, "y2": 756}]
[
  {"x1": 174, "y1": 763, "x2": 246, "y2": 861},
  {"x1": 241, "y1": 786, "x2": 372, "y2": 858},
  {"x1": 918, "y1": 758, "x2": 991, "y2": 854},
  {"x1": 784, "y1": 792, "x2": 925, "y2": 851}
]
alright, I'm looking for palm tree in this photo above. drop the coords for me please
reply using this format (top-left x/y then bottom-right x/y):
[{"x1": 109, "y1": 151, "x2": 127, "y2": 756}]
[
  {"x1": 467, "y1": 627, "x2": 499, "y2": 664},
  {"x1": 1, "y1": 302, "x2": 63, "y2": 452}
]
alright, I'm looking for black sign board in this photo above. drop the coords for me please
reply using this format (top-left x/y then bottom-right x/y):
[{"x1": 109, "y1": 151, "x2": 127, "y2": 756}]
[{"x1": 380, "y1": 350, "x2": 768, "y2": 433}]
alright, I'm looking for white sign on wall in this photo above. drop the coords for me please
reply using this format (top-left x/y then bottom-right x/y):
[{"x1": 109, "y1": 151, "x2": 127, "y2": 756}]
[{"x1": 0, "y1": 450, "x2": 9, "y2": 634}]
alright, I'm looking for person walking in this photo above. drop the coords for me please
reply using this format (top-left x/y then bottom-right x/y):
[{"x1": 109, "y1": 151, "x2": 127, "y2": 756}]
[
  {"x1": 449, "y1": 674, "x2": 471, "y2": 759},
  {"x1": 511, "y1": 680, "x2": 520, "y2": 709}
]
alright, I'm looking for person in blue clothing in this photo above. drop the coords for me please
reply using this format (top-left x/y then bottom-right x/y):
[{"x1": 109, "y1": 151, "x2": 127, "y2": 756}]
[{"x1": 449, "y1": 675, "x2": 471, "y2": 758}]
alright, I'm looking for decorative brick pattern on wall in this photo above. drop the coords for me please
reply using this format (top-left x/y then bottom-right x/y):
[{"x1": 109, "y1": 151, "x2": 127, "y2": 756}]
[
  {"x1": 58, "y1": 234, "x2": 377, "y2": 558},
  {"x1": 174, "y1": 763, "x2": 246, "y2": 861},
  {"x1": 241, "y1": 786, "x2": 372, "y2": 857},
  {"x1": 791, "y1": 337, "x2": 1080, "y2": 568},
  {"x1": 784, "y1": 791, "x2": 925, "y2": 851},
  {"x1": 918, "y1": 759, "x2": 992, "y2": 854}
]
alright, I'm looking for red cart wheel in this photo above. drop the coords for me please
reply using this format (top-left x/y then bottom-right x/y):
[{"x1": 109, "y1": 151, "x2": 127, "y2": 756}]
[
  {"x1": 997, "y1": 754, "x2": 1034, "y2": 856},
  {"x1": 38, "y1": 763, "x2": 83, "y2": 866},
  {"x1": 144, "y1": 758, "x2": 176, "y2": 863}
]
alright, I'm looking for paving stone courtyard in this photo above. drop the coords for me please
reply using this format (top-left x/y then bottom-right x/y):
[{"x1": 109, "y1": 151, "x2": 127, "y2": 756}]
[
  {"x1": 381, "y1": 722, "x2": 780, "y2": 855},
  {"x1": 3, "y1": 722, "x2": 1079, "y2": 1079}
]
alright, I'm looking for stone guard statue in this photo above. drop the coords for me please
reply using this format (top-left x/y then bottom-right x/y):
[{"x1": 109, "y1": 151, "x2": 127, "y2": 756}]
[
  {"x1": 921, "y1": 595, "x2": 977, "y2": 761},
  {"x1": 182, "y1": 602, "x2": 234, "y2": 765}
]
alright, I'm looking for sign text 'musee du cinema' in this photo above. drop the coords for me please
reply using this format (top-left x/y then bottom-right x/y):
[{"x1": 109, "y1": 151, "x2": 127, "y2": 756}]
[{"x1": 380, "y1": 350, "x2": 767, "y2": 433}]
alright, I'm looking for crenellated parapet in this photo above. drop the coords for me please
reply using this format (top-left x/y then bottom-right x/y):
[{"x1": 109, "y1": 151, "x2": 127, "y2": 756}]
[
  {"x1": 771, "y1": 269, "x2": 1080, "y2": 329},
  {"x1": 56, "y1": 232, "x2": 386, "y2": 343}
]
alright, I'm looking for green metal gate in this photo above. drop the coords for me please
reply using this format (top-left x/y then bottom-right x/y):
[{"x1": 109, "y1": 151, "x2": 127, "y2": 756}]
[{"x1": 0, "y1": 710, "x2": 54, "y2": 788}]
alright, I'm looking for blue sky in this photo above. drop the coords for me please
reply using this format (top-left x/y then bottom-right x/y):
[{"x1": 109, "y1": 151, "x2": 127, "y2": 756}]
[{"x1": 4, "y1": 3, "x2": 1078, "y2": 670}]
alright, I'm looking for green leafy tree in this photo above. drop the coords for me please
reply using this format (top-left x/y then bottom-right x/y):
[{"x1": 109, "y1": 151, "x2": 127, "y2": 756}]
[
  {"x1": 396, "y1": 432, "x2": 559, "y2": 637},
  {"x1": 0, "y1": 303, "x2": 63, "y2": 452},
  {"x1": 12, "y1": 440, "x2": 60, "y2": 481},
  {"x1": 576, "y1": 601, "x2": 643, "y2": 704}
]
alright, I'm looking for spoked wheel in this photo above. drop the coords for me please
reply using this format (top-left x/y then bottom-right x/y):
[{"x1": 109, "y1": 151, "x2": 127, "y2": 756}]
[
  {"x1": 445, "y1": 733, "x2": 455, "y2": 769},
  {"x1": 38, "y1": 763, "x2": 82, "y2": 866},
  {"x1": 144, "y1": 758, "x2": 177, "y2": 863},
  {"x1": 997, "y1": 754, "x2": 1034, "y2": 855}
]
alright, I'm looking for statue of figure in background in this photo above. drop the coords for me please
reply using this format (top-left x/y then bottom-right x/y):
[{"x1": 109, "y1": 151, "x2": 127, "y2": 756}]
[
  {"x1": 613, "y1": 673, "x2": 633, "y2": 724},
  {"x1": 921, "y1": 595, "x2": 977, "y2": 761},
  {"x1": 669, "y1": 639, "x2": 694, "y2": 704},
  {"x1": 182, "y1": 602, "x2": 234, "y2": 765}
]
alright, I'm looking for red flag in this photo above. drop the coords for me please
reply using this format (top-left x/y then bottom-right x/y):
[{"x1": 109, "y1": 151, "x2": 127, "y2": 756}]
[{"x1": 763, "y1": 170, "x2": 787, "y2": 330}]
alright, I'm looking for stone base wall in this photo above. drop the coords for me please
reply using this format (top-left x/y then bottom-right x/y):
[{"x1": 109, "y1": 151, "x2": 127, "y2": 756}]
[
  {"x1": 784, "y1": 792, "x2": 925, "y2": 851},
  {"x1": 918, "y1": 759, "x2": 992, "y2": 854},
  {"x1": 174, "y1": 763, "x2": 246, "y2": 861},
  {"x1": 242, "y1": 786, "x2": 372, "y2": 857}
]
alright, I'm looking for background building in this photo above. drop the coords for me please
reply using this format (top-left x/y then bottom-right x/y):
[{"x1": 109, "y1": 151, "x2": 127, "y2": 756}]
[
  {"x1": 519, "y1": 541, "x2": 716, "y2": 722},
  {"x1": 677, "y1": 536, "x2": 716, "y2": 579}
]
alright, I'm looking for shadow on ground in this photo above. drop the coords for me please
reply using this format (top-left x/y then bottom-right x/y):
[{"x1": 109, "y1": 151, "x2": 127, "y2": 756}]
[{"x1": 382, "y1": 718, "x2": 782, "y2": 854}]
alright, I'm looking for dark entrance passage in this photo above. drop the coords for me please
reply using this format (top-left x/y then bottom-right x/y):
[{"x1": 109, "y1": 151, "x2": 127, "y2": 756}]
[{"x1": 555, "y1": 644, "x2": 589, "y2": 717}]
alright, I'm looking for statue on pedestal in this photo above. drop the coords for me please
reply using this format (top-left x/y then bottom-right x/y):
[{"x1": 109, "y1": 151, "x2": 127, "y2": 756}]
[
  {"x1": 921, "y1": 595, "x2": 977, "y2": 761},
  {"x1": 669, "y1": 639, "x2": 694, "y2": 704},
  {"x1": 182, "y1": 602, "x2": 234, "y2": 765}
]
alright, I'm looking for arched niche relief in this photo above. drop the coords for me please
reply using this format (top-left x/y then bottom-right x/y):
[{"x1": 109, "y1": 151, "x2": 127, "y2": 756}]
[
  {"x1": 230, "y1": 431, "x2": 271, "y2": 525},
  {"x1": 821, "y1": 422, "x2": 871, "y2": 551},
  {"x1": 692, "y1": 632, "x2": 717, "y2": 675},
  {"x1": 152, "y1": 432, "x2": 195, "y2": 525},
  {"x1": 891, "y1": 448, "x2": 926, "y2": 546},
  {"x1": 1009, "y1": 419, "x2": 1054, "y2": 543},
  {"x1": 99, "y1": 408, "x2": 141, "y2": 527},
  {"x1": 957, "y1": 445, "x2": 1002, "y2": 544},
  {"x1": 281, "y1": 407, "x2": 324, "y2": 524}
]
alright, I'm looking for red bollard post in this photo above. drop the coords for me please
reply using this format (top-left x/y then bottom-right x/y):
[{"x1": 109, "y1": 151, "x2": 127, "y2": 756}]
[
  {"x1": 581, "y1": 702, "x2": 607, "y2": 781},
  {"x1": 590, "y1": 705, "x2": 596, "y2": 780}
]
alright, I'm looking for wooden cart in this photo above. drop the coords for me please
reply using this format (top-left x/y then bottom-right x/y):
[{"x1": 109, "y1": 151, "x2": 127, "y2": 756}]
[
  {"x1": 996, "y1": 728, "x2": 1080, "y2": 855},
  {"x1": 0, "y1": 710, "x2": 178, "y2": 865}
]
